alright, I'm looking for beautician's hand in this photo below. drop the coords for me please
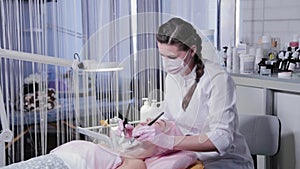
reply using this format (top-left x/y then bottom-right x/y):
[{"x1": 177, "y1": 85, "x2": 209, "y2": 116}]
[
  {"x1": 132, "y1": 125, "x2": 175, "y2": 150},
  {"x1": 116, "y1": 120, "x2": 134, "y2": 138}
]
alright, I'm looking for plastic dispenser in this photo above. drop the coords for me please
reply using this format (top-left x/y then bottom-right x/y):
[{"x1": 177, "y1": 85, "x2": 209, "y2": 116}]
[
  {"x1": 140, "y1": 98, "x2": 151, "y2": 122},
  {"x1": 149, "y1": 99, "x2": 160, "y2": 117},
  {"x1": 140, "y1": 98, "x2": 161, "y2": 122}
]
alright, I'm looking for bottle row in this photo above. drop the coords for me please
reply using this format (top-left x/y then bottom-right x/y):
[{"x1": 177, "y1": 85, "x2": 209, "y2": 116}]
[{"x1": 220, "y1": 36, "x2": 300, "y2": 77}]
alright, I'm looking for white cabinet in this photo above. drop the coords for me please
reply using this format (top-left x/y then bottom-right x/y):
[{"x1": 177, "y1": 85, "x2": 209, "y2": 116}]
[
  {"x1": 232, "y1": 74, "x2": 300, "y2": 169},
  {"x1": 274, "y1": 92, "x2": 300, "y2": 169},
  {"x1": 236, "y1": 85, "x2": 266, "y2": 115},
  {"x1": 235, "y1": 85, "x2": 268, "y2": 169}
]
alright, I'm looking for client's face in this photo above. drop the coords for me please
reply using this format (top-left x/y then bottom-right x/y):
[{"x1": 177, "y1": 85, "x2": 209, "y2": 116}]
[
  {"x1": 137, "y1": 119, "x2": 166, "y2": 131},
  {"x1": 150, "y1": 119, "x2": 166, "y2": 131}
]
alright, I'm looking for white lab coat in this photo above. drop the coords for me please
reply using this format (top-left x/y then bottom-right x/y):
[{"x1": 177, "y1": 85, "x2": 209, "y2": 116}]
[{"x1": 162, "y1": 59, "x2": 254, "y2": 169}]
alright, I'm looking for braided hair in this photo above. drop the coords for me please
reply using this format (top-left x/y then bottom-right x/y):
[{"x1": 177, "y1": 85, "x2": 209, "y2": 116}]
[{"x1": 156, "y1": 18, "x2": 205, "y2": 111}]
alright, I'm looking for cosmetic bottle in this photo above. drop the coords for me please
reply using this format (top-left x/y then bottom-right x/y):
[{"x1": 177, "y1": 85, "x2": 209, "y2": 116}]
[
  {"x1": 285, "y1": 47, "x2": 292, "y2": 59},
  {"x1": 255, "y1": 48, "x2": 263, "y2": 73},
  {"x1": 240, "y1": 54, "x2": 255, "y2": 74},
  {"x1": 249, "y1": 46, "x2": 256, "y2": 56},
  {"x1": 290, "y1": 34, "x2": 299, "y2": 50},
  {"x1": 219, "y1": 46, "x2": 228, "y2": 68},
  {"x1": 293, "y1": 48, "x2": 300, "y2": 69},
  {"x1": 292, "y1": 47, "x2": 299, "y2": 59},
  {"x1": 286, "y1": 54, "x2": 296, "y2": 72},
  {"x1": 148, "y1": 99, "x2": 161, "y2": 119},
  {"x1": 288, "y1": 59, "x2": 296, "y2": 72},
  {"x1": 261, "y1": 35, "x2": 272, "y2": 58},
  {"x1": 268, "y1": 38, "x2": 279, "y2": 60},
  {"x1": 226, "y1": 46, "x2": 232, "y2": 72},
  {"x1": 258, "y1": 58, "x2": 271, "y2": 76},
  {"x1": 150, "y1": 99, "x2": 158, "y2": 109},
  {"x1": 232, "y1": 47, "x2": 240, "y2": 73},
  {"x1": 140, "y1": 98, "x2": 150, "y2": 122}
]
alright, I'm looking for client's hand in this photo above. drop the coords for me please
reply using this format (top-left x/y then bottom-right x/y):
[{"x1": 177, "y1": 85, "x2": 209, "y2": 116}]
[
  {"x1": 132, "y1": 123, "x2": 175, "y2": 150},
  {"x1": 116, "y1": 120, "x2": 134, "y2": 138}
]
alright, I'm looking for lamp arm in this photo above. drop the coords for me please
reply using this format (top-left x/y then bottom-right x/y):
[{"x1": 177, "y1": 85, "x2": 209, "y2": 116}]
[{"x1": 0, "y1": 88, "x2": 13, "y2": 142}]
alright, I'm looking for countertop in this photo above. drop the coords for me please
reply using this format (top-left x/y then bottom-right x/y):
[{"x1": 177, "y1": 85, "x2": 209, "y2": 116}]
[{"x1": 230, "y1": 71, "x2": 300, "y2": 94}]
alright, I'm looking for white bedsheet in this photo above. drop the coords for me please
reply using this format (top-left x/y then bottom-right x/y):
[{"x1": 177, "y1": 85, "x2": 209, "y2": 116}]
[
  {"x1": 2, "y1": 154, "x2": 69, "y2": 169},
  {"x1": 50, "y1": 140, "x2": 122, "y2": 169}
]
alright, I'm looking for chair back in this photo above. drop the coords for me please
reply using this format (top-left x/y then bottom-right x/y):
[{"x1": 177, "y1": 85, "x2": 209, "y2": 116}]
[{"x1": 239, "y1": 114, "x2": 281, "y2": 156}]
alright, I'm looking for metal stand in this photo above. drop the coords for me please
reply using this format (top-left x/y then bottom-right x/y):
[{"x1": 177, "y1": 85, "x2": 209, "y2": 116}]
[{"x1": 0, "y1": 88, "x2": 13, "y2": 167}]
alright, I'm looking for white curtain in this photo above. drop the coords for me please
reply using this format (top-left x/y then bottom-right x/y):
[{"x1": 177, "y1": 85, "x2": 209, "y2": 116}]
[
  {"x1": 0, "y1": 0, "x2": 217, "y2": 67},
  {"x1": 0, "y1": 0, "x2": 133, "y2": 60},
  {"x1": 0, "y1": 0, "x2": 134, "y2": 165},
  {"x1": 0, "y1": 0, "x2": 217, "y2": 106}
]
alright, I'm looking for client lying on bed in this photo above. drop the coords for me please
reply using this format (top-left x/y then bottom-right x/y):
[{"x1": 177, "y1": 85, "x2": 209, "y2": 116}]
[{"x1": 2, "y1": 119, "x2": 198, "y2": 169}]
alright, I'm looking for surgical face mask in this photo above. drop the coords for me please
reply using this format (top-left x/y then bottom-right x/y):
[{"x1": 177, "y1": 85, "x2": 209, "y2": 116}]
[{"x1": 162, "y1": 50, "x2": 191, "y2": 75}]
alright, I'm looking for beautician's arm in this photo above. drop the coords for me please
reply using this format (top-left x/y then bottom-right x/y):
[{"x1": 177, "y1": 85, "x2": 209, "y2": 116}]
[{"x1": 174, "y1": 134, "x2": 218, "y2": 152}]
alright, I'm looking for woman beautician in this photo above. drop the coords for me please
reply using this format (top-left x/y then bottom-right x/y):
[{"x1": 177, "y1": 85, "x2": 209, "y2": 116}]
[{"x1": 132, "y1": 17, "x2": 254, "y2": 169}]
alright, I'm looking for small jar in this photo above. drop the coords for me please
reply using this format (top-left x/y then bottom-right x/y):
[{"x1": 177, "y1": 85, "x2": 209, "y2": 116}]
[{"x1": 260, "y1": 66, "x2": 271, "y2": 76}]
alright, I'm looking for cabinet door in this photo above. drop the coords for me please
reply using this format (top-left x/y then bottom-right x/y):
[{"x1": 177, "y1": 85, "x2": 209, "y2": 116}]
[
  {"x1": 236, "y1": 85, "x2": 266, "y2": 115},
  {"x1": 236, "y1": 85, "x2": 270, "y2": 169},
  {"x1": 275, "y1": 92, "x2": 300, "y2": 169}
]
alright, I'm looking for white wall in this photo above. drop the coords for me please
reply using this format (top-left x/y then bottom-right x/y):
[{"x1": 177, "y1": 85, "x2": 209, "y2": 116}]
[
  {"x1": 240, "y1": 0, "x2": 300, "y2": 48},
  {"x1": 161, "y1": 0, "x2": 216, "y2": 31}
]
